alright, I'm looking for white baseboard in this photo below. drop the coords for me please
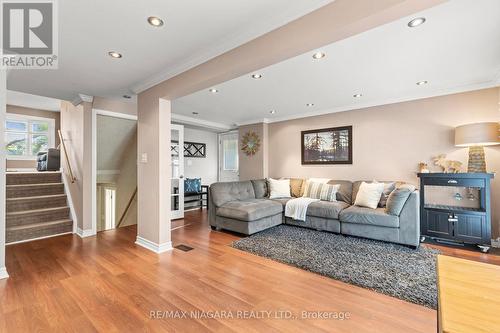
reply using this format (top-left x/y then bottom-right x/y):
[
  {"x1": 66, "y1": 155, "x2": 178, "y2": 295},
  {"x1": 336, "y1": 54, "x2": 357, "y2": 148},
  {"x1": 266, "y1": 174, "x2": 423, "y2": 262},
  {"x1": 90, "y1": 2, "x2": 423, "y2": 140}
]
[
  {"x1": 0, "y1": 267, "x2": 9, "y2": 280},
  {"x1": 76, "y1": 227, "x2": 95, "y2": 238},
  {"x1": 135, "y1": 236, "x2": 173, "y2": 254},
  {"x1": 492, "y1": 238, "x2": 500, "y2": 248}
]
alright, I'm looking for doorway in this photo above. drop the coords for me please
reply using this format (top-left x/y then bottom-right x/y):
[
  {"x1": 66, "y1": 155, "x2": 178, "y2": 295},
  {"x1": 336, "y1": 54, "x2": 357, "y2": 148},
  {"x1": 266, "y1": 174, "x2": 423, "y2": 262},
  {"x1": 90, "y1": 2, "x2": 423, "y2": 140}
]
[
  {"x1": 218, "y1": 131, "x2": 239, "y2": 182},
  {"x1": 171, "y1": 124, "x2": 184, "y2": 220}
]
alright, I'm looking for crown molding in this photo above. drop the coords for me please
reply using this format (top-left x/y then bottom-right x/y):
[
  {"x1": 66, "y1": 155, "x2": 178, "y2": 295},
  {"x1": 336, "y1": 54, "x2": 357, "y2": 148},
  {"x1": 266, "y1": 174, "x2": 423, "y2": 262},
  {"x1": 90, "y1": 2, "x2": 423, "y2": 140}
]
[
  {"x1": 261, "y1": 80, "x2": 500, "y2": 125},
  {"x1": 130, "y1": 1, "x2": 332, "y2": 94},
  {"x1": 7, "y1": 90, "x2": 61, "y2": 111},
  {"x1": 171, "y1": 113, "x2": 233, "y2": 132},
  {"x1": 72, "y1": 93, "x2": 94, "y2": 106}
]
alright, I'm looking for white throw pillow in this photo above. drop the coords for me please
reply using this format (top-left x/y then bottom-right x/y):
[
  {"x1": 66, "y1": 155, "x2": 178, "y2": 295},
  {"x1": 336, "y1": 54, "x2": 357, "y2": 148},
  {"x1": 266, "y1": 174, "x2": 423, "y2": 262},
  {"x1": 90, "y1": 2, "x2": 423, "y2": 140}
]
[
  {"x1": 268, "y1": 178, "x2": 291, "y2": 199},
  {"x1": 354, "y1": 182, "x2": 385, "y2": 209},
  {"x1": 301, "y1": 178, "x2": 331, "y2": 197}
]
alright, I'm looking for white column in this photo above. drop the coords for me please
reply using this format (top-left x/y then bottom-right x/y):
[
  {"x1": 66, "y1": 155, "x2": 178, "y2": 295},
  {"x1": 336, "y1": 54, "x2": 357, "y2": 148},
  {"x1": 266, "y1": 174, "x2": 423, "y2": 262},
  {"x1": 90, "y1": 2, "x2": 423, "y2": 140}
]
[
  {"x1": 0, "y1": 69, "x2": 8, "y2": 279},
  {"x1": 136, "y1": 96, "x2": 172, "y2": 253}
]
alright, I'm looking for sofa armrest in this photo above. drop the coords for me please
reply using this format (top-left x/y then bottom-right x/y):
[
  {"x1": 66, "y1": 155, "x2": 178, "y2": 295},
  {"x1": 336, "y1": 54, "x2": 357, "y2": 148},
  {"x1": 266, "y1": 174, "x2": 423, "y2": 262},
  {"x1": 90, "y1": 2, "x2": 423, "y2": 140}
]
[{"x1": 398, "y1": 191, "x2": 420, "y2": 247}]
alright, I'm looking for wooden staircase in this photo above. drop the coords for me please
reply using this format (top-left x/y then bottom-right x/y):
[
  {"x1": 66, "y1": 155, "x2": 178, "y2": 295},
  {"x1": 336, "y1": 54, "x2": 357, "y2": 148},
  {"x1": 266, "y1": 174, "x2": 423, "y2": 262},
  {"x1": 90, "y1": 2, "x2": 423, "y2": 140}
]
[{"x1": 6, "y1": 172, "x2": 73, "y2": 244}]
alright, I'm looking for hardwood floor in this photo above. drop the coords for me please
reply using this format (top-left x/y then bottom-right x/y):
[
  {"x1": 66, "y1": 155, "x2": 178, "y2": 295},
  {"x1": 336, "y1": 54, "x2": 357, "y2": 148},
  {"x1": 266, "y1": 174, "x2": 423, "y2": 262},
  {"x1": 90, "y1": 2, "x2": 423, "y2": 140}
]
[{"x1": 1, "y1": 210, "x2": 499, "y2": 333}]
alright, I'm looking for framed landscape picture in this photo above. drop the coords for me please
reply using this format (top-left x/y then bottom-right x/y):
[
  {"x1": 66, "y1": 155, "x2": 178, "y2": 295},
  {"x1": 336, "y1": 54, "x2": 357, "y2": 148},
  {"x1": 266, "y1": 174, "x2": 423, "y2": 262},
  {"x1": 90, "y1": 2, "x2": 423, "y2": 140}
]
[{"x1": 301, "y1": 126, "x2": 352, "y2": 165}]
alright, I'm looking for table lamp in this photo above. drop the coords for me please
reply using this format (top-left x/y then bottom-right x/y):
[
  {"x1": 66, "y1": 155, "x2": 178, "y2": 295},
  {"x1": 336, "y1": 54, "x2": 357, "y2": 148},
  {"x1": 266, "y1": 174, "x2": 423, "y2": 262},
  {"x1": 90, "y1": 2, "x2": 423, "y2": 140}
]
[{"x1": 455, "y1": 122, "x2": 499, "y2": 173}]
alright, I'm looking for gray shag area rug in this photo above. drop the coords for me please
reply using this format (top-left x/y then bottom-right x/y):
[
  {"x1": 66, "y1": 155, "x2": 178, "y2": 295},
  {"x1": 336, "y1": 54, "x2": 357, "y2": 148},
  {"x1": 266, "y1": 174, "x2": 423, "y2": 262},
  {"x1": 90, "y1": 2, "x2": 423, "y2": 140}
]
[{"x1": 232, "y1": 225, "x2": 440, "y2": 309}]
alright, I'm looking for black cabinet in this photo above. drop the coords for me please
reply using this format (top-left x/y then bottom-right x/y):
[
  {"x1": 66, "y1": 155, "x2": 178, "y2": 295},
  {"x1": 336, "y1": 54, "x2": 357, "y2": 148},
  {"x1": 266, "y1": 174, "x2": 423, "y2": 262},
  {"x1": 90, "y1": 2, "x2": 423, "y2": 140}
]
[{"x1": 418, "y1": 173, "x2": 494, "y2": 252}]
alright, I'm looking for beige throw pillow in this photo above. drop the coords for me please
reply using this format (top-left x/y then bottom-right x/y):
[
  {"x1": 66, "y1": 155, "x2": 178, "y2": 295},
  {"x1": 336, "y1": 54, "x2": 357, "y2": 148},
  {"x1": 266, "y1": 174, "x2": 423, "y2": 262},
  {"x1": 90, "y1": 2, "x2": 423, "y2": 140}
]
[
  {"x1": 354, "y1": 182, "x2": 385, "y2": 209},
  {"x1": 289, "y1": 178, "x2": 305, "y2": 198},
  {"x1": 268, "y1": 178, "x2": 291, "y2": 199}
]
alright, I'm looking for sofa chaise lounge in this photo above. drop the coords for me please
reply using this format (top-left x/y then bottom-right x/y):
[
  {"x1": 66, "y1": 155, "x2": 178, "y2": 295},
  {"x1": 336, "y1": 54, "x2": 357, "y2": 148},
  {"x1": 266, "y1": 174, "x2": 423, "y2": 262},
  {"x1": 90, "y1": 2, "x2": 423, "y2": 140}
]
[{"x1": 208, "y1": 179, "x2": 420, "y2": 247}]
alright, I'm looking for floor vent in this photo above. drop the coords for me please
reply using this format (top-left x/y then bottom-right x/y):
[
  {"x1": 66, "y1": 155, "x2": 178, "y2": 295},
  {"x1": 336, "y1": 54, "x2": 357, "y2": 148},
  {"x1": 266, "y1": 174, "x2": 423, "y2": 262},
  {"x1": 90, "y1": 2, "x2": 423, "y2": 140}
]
[{"x1": 175, "y1": 244, "x2": 194, "y2": 252}]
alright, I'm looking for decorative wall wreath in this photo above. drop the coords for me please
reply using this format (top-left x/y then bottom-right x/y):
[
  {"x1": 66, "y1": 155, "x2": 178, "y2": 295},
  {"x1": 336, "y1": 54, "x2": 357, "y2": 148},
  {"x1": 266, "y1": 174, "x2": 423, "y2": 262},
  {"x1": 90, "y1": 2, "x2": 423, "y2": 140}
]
[{"x1": 241, "y1": 131, "x2": 261, "y2": 156}]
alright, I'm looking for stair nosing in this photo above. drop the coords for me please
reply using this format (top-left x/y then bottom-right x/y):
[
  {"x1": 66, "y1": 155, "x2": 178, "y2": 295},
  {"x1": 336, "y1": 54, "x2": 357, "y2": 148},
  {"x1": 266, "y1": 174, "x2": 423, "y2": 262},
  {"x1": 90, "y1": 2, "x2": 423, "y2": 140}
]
[
  {"x1": 7, "y1": 182, "x2": 64, "y2": 188},
  {"x1": 7, "y1": 219, "x2": 73, "y2": 231},
  {"x1": 7, "y1": 206, "x2": 70, "y2": 216},
  {"x1": 7, "y1": 194, "x2": 67, "y2": 201}
]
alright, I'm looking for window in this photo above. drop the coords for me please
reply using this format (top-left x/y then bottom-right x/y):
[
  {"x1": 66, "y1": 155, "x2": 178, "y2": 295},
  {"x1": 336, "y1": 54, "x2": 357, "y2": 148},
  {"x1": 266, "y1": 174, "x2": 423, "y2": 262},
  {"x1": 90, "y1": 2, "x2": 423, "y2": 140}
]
[
  {"x1": 5, "y1": 114, "x2": 55, "y2": 159},
  {"x1": 223, "y1": 138, "x2": 238, "y2": 171}
]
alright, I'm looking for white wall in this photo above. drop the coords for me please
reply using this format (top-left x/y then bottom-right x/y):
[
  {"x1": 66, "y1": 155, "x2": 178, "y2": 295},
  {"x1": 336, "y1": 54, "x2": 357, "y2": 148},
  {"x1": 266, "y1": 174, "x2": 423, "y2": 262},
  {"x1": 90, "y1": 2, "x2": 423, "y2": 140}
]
[{"x1": 183, "y1": 127, "x2": 218, "y2": 185}]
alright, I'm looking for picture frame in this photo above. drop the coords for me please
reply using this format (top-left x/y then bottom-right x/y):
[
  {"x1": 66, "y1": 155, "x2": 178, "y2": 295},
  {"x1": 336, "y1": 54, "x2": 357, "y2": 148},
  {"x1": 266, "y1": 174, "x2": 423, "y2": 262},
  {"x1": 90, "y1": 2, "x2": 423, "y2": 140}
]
[{"x1": 301, "y1": 126, "x2": 353, "y2": 165}]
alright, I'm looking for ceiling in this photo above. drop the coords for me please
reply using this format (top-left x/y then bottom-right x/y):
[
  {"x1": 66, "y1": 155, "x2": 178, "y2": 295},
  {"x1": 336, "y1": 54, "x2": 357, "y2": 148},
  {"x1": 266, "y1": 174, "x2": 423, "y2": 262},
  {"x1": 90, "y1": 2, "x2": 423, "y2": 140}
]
[
  {"x1": 172, "y1": 0, "x2": 500, "y2": 127},
  {"x1": 6, "y1": 0, "x2": 332, "y2": 101}
]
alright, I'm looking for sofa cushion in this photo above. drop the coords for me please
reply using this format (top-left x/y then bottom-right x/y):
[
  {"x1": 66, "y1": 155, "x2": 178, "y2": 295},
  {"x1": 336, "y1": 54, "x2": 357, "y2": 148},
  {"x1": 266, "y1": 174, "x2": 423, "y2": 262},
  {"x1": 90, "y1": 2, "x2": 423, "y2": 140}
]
[
  {"x1": 217, "y1": 199, "x2": 283, "y2": 222},
  {"x1": 251, "y1": 179, "x2": 268, "y2": 198},
  {"x1": 271, "y1": 198, "x2": 292, "y2": 207},
  {"x1": 210, "y1": 181, "x2": 255, "y2": 207},
  {"x1": 307, "y1": 201, "x2": 350, "y2": 220},
  {"x1": 328, "y1": 180, "x2": 352, "y2": 203},
  {"x1": 339, "y1": 205, "x2": 399, "y2": 228},
  {"x1": 352, "y1": 180, "x2": 402, "y2": 205}
]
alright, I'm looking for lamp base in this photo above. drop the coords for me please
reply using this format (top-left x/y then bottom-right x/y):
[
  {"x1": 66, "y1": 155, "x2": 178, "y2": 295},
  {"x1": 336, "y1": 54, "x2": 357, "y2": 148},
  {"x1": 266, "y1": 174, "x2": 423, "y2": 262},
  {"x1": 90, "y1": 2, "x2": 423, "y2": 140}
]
[{"x1": 467, "y1": 146, "x2": 486, "y2": 173}]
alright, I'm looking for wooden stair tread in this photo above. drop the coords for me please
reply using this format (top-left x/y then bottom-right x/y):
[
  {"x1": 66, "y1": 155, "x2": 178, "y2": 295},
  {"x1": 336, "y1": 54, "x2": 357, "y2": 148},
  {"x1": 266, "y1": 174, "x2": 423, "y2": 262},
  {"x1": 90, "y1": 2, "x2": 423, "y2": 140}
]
[
  {"x1": 7, "y1": 194, "x2": 67, "y2": 201},
  {"x1": 7, "y1": 206, "x2": 69, "y2": 216},
  {"x1": 7, "y1": 219, "x2": 72, "y2": 231}
]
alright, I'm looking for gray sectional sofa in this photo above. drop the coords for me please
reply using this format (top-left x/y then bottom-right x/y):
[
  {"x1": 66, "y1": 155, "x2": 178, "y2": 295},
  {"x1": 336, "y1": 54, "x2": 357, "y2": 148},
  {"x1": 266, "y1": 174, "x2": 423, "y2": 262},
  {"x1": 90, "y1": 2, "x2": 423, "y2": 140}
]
[{"x1": 209, "y1": 179, "x2": 420, "y2": 247}]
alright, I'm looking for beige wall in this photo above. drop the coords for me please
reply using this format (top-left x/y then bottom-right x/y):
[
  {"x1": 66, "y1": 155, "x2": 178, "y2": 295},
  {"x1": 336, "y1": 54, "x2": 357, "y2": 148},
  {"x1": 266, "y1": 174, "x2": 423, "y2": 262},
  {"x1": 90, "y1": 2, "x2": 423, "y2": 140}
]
[
  {"x1": 6, "y1": 105, "x2": 61, "y2": 169},
  {"x1": 1, "y1": 69, "x2": 6, "y2": 274},
  {"x1": 268, "y1": 87, "x2": 500, "y2": 238},
  {"x1": 93, "y1": 97, "x2": 137, "y2": 116},
  {"x1": 115, "y1": 131, "x2": 137, "y2": 227},
  {"x1": 60, "y1": 101, "x2": 93, "y2": 231},
  {"x1": 239, "y1": 123, "x2": 268, "y2": 180}
]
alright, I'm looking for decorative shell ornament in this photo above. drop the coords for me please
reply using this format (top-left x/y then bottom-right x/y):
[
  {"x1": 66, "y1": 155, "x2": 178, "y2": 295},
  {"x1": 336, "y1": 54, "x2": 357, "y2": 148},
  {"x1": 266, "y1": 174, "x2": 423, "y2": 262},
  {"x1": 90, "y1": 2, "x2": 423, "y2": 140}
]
[{"x1": 241, "y1": 131, "x2": 261, "y2": 156}]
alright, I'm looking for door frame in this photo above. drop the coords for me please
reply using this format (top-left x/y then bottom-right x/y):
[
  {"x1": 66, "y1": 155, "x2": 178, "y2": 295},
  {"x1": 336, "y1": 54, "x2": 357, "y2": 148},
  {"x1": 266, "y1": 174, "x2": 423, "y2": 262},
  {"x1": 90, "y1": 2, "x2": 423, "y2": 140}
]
[
  {"x1": 171, "y1": 124, "x2": 184, "y2": 220},
  {"x1": 91, "y1": 109, "x2": 138, "y2": 237}
]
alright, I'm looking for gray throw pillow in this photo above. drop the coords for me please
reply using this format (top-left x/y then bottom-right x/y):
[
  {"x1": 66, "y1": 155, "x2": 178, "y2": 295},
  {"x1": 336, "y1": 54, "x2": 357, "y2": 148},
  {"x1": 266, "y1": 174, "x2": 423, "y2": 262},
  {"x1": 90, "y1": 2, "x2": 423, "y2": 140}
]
[
  {"x1": 378, "y1": 182, "x2": 396, "y2": 208},
  {"x1": 385, "y1": 184, "x2": 416, "y2": 216}
]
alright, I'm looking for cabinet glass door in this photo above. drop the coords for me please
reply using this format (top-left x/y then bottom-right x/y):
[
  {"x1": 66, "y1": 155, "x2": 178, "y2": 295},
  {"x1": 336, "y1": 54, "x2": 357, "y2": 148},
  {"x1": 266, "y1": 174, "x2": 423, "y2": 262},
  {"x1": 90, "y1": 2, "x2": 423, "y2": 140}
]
[{"x1": 171, "y1": 124, "x2": 184, "y2": 220}]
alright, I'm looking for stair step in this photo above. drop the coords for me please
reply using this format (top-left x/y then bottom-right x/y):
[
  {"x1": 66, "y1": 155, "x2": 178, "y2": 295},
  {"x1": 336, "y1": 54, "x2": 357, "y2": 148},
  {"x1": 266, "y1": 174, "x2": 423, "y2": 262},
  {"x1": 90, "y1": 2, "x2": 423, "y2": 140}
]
[
  {"x1": 6, "y1": 183, "x2": 65, "y2": 198},
  {"x1": 7, "y1": 206, "x2": 70, "y2": 227},
  {"x1": 6, "y1": 219, "x2": 73, "y2": 244},
  {"x1": 6, "y1": 172, "x2": 61, "y2": 185},
  {"x1": 6, "y1": 194, "x2": 67, "y2": 213}
]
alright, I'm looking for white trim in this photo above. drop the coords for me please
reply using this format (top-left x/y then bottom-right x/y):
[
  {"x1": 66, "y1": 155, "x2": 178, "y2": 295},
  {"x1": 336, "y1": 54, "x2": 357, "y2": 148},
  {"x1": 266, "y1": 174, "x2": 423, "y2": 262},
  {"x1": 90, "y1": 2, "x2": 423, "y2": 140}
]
[
  {"x1": 171, "y1": 113, "x2": 232, "y2": 132},
  {"x1": 95, "y1": 109, "x2": 138, "y2": 121},
  {"x1": 61, "y1": 169, "x2": 78, "y2": 234},
  {"x1": 97, "y1": 169, "x2": 121, "y2": 175},
  {"x1": 492, "y1": 238, "x2": 500, "y2": 248},
  {"x1": 235, "y1": 80, "x2": 500, "y2": 126},
  {"x1": 7, "y1": 90, "x2": 61, "y2": 112},
  {"x1": 76, "y1": 227, "x2": 95, "y2": 238},
  {"x1": 91, "y1": 109, "x2": 97, "y2": 236},
  {"x1": 0, "y1": 267, "x2": 8, "y2": 280},
  {"x1": 6, "y1": 232, "x2": 72, "y2": 245},
  {"x1": 135, "y1": 236, "x2": 173, "y2": 254}
]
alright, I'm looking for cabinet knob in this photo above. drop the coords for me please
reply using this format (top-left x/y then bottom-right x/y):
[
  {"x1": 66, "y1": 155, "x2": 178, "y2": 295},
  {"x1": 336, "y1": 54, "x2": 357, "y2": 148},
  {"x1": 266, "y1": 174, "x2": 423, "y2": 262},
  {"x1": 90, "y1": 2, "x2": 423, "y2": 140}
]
[{"x1": 447, "y1": 179, "x2": 458, "y2": 184}]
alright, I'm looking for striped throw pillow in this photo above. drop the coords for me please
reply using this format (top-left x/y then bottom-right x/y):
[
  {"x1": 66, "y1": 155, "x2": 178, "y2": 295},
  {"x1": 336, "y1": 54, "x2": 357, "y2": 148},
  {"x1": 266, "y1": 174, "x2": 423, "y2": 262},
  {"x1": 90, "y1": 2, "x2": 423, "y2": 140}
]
[{"x1": 304, "y1": 182, "x2": 340, "y2": 202}]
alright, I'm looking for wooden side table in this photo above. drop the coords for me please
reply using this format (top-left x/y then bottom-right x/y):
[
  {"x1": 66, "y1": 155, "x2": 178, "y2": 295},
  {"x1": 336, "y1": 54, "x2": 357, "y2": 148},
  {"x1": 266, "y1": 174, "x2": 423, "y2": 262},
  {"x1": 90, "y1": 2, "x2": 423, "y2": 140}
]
[{"x1": 437, "y1": 255, "x2": 500, "y2": 333}]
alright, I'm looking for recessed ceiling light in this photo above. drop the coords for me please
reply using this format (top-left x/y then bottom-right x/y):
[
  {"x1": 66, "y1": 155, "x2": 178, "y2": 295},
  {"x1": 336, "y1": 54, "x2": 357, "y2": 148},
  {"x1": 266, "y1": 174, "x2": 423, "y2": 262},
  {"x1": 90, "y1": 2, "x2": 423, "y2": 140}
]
[
  {"x1": 192, "y1": 112, "x2": 199, "y2": 115},
  {"x1": 269, "y1": 110, "x2": 276, "y2": 114},
  {"x1": 108, "y1": 51, "x2": 122, "y2": 59},
  {"x1": 147, "y1": 16, "x2": 164, "y2": 27},
  {"x1": 252, "y1": 73, "x2": 263, "y2": 79},
  {"x1": 123, "y1": 95, "x2": 131, "y2": 99},
  {"x1": 209, "y1": 88, "x2": 219, "y2": 93},
  {"x1": 408, "y1": 17, "x2": 426, "y2": 28},
  {"x1": 306, "y1": 103, "x2": 314, "y2": 107},
  {"x1": 353, "y1": 93, "x2": 362, "y2": 98},
  {"x1": 416, "y1": 80, "x2": 428, "y2": 85},
  {"x1": 312, "y1": 52, "x2": 325, "y2": 60}
]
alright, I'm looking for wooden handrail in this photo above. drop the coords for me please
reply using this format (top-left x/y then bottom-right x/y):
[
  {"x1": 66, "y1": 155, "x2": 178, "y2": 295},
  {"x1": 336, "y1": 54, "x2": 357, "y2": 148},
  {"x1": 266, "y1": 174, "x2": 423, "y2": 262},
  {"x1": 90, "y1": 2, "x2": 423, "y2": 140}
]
[
  {"x1": 58, "y1": 130, "x2": 76, "y2": 183},
  {"x1": 116, "y1": 187, "x2": 137, "y2": 228}
]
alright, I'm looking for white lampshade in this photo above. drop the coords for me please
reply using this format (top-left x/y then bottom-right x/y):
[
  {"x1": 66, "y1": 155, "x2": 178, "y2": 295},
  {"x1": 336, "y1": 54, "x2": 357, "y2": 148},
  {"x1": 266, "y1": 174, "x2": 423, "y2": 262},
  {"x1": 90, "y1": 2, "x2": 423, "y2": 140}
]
[{"x1": 455, "y1": 122, "x2": 500, "y2": 147}]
